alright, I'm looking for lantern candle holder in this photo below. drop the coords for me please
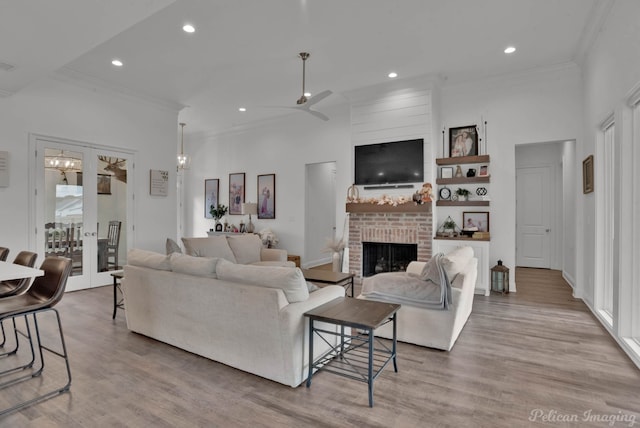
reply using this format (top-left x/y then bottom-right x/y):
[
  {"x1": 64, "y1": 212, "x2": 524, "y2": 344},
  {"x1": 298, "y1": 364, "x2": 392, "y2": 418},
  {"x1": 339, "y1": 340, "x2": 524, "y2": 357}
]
[{"x1": 491, "y1": 260, "x2": 510, "y2": 294}]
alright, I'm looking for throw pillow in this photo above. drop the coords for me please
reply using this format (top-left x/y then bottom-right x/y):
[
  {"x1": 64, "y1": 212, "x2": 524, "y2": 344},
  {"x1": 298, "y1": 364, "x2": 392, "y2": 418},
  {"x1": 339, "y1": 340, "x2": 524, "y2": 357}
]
[
  {"x1": 181, "y1": 236, "x2": 237, "y2": 263},
  {"x1": 216, "y1": 259, "x2": 309, "y2": 303},
  {"x1": 170, "y1": 253, "x2": 218, "y2": 278},
  {"x1": 226, "y1": 234, "x2": 262, "y2": 264},
  {"x1": 441, "y1": 246, "x2": 474, "y2": 281},
  {"x1": 127, "y1": 248, "x2": 171, "y2": 271},
  {"x1": 166, "y1": 238, "x2": 182, "y2": 255}
]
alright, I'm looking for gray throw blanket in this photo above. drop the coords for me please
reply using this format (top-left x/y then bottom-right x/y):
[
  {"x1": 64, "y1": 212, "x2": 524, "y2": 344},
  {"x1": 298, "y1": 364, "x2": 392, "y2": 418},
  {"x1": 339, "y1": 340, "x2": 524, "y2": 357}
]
[{"x1": 360, "y1": 253, "x2": 452, "y2": 310}]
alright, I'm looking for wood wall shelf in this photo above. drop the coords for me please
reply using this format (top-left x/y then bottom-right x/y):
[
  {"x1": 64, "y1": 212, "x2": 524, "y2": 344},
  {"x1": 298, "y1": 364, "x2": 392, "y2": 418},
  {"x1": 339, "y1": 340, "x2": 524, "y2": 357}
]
[
  {"x1": 434, "y1": 236, "x2": 490, "y2": 242},
  {"x1": 436, "y1": 176, "x2": 491, "y2": 185},
  {"x1": 345, "y1": 203, "x2": 432, "y2": 213},
  {"x1": 436, "y1": 200, "x2": 490, "y2": 207},
  {"x1": 436, "y1": 155, "x2": 490, "y2": 165}
]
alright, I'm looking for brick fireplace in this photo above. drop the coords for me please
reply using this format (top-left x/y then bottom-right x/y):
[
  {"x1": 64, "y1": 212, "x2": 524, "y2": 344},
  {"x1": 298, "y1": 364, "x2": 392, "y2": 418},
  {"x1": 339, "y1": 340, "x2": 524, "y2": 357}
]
[{"x1": 347, "y1": 203, "x2": 432, "y2": 279}]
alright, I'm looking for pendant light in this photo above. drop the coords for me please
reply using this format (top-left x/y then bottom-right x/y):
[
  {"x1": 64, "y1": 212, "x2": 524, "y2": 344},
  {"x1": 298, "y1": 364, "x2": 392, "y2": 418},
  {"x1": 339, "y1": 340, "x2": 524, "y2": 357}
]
[{"x1": 177, "y1": 122, "x2": 191, "y2": 170}]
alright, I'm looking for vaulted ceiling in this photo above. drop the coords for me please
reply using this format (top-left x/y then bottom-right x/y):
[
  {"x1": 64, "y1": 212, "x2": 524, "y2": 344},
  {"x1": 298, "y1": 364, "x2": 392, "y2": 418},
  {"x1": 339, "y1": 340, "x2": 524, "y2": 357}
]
[{"x1": 1, "y1": 0, "x2": 605, "y2": 137}]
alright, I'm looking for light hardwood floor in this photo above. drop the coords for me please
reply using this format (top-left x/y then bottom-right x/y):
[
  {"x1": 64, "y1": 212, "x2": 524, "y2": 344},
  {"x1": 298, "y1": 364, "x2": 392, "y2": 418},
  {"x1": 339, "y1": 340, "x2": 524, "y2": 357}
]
[{"x1": 1, "y1": 268, "x2": 639, "y2": 427}]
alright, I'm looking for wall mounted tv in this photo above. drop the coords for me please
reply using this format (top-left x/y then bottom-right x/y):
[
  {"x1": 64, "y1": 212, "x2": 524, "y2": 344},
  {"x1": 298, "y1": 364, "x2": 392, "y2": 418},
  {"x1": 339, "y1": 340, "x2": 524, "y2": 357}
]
[{"x1": 354, "y1": 139, "x2": 424, "y2": 186}]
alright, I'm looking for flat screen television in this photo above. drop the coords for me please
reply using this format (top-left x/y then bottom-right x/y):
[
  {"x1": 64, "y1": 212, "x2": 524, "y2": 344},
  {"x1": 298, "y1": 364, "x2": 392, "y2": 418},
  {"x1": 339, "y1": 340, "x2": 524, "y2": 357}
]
[{"x1": 354, "y1": 139, "x2": 424, "y2": 186}]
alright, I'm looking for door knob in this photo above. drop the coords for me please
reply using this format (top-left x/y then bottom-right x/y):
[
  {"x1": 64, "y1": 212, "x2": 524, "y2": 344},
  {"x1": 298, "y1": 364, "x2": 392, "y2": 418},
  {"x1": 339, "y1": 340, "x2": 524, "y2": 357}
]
[{"x1": 92, "y1": 232, "x2": 97, "y2": 236}]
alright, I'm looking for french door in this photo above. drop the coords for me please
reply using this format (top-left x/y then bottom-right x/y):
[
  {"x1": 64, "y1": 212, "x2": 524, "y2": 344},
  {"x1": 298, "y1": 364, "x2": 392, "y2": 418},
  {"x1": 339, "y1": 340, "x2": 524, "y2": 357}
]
[{"x1": 32, "y1": 135, "x2": 133, "y2": 291}]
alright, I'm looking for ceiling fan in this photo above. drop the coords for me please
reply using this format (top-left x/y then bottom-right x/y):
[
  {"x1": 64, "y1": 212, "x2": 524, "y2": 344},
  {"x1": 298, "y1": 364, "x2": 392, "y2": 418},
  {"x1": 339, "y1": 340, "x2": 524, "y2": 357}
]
[{"x1": 289, "y1": 52, "x2": 332, "y2": 121}]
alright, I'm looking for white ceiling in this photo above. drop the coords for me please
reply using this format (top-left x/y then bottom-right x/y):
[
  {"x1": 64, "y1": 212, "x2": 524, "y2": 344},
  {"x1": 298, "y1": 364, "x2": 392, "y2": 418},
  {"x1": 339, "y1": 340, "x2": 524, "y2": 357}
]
[{"x1": 1, "y1": 0, "x2": 604, "y2": 137}]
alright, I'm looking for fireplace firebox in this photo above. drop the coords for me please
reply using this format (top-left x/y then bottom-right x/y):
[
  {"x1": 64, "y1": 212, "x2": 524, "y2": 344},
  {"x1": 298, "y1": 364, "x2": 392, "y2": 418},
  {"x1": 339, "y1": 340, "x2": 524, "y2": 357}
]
[{"x1": 362, "y1": 242, "x2": 418, "y2": 277}]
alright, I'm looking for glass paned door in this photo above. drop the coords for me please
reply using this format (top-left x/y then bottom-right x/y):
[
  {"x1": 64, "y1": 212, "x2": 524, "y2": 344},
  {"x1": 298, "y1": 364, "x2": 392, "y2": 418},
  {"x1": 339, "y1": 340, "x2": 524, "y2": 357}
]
[{"x1": 36, "y1": 137, "x2": 132, "y2": 291}]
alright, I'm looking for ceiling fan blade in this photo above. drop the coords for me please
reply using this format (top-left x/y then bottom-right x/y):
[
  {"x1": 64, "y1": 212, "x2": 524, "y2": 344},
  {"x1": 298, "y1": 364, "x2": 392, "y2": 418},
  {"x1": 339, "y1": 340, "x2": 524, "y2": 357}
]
[
  {"x1": 305, "y1": 90, "x2": 332, "y2": 107},
  {"x1": 305, "y1": 109, "x2": 329, "y2": 121}
]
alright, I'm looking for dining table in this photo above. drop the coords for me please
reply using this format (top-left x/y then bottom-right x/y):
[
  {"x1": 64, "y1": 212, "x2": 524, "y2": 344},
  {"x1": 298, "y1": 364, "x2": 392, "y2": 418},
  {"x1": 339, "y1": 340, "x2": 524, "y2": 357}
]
[{"x1": 0, "y1": 260, "x2": 44, "y2": 281}]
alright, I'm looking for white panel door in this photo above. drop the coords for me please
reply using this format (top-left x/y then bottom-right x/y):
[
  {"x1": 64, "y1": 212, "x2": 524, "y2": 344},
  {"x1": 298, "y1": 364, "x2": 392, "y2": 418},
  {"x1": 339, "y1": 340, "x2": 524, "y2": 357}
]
[{"x1": 516, "y1": 166, "x2": 551, "y2": 268}]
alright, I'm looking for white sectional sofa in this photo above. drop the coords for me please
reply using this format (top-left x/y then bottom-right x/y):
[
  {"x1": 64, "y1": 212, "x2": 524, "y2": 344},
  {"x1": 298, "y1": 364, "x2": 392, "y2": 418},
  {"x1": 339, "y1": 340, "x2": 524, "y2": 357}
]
[
  {"x1": 123, "y1": 249, "x2": 344, "y2": 387},
  {"x1": 358, "y1": 247, "x2": 478, "y2": 351}
]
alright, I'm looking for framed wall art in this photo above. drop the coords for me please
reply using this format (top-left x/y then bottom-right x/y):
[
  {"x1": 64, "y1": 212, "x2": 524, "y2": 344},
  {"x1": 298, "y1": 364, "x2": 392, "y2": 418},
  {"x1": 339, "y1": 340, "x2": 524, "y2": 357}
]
[
  {"x1": 583, "y1": 155, "x2": 594, "y2": 194},
  {"x1": 463, "y1": 211, "x2": 489, "y2": 232},
  {"x1": 449, "y1": 125, "x2": 478, "y2": 157},
  {"x1": 257, "y1": 173, "x2": 275, "y2": 219},
  {"x1": 229, "y1": 173, "x2": 245, "y2": 215},
  {"x1": 204, "y1": 179, "x2": 219, "y2": 218},
  {"x1": 441, "y1": 167, "x2": 454, "y2": 179},
  {"x1": 149, "y1": 170, "x2": 168, "y2": 196},
  {"x1": 98, "y1": 173, "x2": 112, "y2": 195}
]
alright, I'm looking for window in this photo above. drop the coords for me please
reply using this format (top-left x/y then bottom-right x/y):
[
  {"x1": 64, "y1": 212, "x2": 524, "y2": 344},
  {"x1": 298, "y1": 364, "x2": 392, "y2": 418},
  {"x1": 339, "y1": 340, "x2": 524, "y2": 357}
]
[{"x1": 596, "y1": 118, "x2": 615, "y2": 321}]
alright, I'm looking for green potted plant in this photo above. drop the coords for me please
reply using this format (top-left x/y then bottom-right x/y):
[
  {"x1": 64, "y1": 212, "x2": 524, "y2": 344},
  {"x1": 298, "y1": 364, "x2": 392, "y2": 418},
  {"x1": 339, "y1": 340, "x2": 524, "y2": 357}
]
[
  {"x1": 455, "y1": 188, "x2": 471, "y2": 201},
  {"x1": 441, "y1": 217, "x2": 457, "y2": 237},
  {"x1": 209, "y1": 204, "x2": 228, "y2": 231}
]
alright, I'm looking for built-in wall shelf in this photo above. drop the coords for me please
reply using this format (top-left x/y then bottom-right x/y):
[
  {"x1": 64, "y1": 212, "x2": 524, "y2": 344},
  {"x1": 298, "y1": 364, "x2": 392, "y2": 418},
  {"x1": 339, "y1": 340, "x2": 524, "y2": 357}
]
[
  {"x1": 434, "y1": 236, "x2": 490, "y2": 242},
  {"x1": 346, "y1": 203, "x2": 432, "y2": 213},
  {"x1": 436, "y1": 200, "x2": 490, "y2": 207},
  {"x1": 436, "y1": 176, "x2": 491, "y2": 185},
  {"x1": 436, "y1": 155, "x2": 490, "y2": 165}
]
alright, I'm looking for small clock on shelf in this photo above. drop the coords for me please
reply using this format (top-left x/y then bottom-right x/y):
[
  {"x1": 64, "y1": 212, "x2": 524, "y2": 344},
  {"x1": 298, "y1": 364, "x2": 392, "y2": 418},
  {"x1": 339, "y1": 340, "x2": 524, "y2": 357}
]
[{"x1": 439, "y1": 186, "x2": 451, "y2": 200}]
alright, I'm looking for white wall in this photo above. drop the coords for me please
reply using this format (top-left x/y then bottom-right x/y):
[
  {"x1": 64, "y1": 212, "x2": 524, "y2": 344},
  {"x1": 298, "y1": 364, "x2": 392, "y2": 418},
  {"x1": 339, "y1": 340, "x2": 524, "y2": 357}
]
[
  {"x1": 579, "y1": 0, "x2": 640, "y2": 368},
  {"x1": 440, "y1": 65, "x2": 584, "y2": 284},
  {"x1": 0, "y1": 77, "x2": 179, "y2": 259},
  {"x1": 184, "y1": 103, "x2": 351, "y2": 259}
]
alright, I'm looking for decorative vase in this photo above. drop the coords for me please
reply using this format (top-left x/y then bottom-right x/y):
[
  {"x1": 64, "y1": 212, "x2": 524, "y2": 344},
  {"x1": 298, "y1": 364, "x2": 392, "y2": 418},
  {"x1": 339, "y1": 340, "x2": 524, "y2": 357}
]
[{"x1": 332, "y1": 251, "x2": 342, "y2": 272}]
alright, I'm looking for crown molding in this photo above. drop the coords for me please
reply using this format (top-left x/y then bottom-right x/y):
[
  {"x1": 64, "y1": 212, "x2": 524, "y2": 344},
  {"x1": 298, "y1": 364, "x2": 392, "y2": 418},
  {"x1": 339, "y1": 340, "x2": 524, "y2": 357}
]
[
  {"x1": 53, "y1": 66, "x2": 186, "y2": 113},
  {"x1": 442, "y1": 61, "x2": 580, "y2": 91},
  {"x1": 574, "y1": 0, "x2": 614, "y2": 66}
]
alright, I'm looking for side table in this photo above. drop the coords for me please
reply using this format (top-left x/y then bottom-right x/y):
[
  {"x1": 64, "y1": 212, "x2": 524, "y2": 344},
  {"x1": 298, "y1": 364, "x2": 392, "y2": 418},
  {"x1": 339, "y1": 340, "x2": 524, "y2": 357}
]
[
  {"x1": 111, "y1": 272, "x2": 124, "y2": 319},
  {"x1": 287, "y1": 254, "x2": 301, "y2": 267},
  {"x1": 305, "y1": 297, "x2": 400, "y2": 407},
  {"x1": 301, "y1": 269, "x2": 355, "y2": 297}
]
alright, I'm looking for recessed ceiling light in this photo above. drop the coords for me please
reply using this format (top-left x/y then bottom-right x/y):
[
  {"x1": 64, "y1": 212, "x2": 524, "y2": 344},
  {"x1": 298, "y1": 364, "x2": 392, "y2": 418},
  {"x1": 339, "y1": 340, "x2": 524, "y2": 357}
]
[
  {"x1": 183, "y1": 24, "x2": 195, "y2": 33},
  {"x1": 111, "y1": 59, "x2": 123, "y2": 67},
  {"x1": 238, "y1": 107, "x2": 247, "y2": 112},
  {"x1": 388, "y1": 72, "x2": 398, "y2": 78},
  {"x1": 504, "y1": 46, "x2": 516, "y2": 54}
]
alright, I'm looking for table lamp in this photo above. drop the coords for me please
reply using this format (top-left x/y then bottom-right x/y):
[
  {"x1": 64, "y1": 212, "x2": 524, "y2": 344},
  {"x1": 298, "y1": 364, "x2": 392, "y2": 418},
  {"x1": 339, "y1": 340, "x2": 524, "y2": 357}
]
[{"x1": 241, "y1": 203, "x2": 258, "y2": 233}]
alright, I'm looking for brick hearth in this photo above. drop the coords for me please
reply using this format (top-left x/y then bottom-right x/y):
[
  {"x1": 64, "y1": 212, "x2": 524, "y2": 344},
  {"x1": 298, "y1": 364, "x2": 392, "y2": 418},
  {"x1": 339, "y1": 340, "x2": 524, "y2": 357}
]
[{"x1": 347, "y1": 204, "x2": 432, "y2": 279}]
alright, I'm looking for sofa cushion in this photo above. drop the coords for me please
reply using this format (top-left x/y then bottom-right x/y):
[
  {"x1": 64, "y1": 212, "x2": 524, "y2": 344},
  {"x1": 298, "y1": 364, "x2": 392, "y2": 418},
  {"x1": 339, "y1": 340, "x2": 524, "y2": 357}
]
[
  {"x1": 181, "y1": 236, "x2": 237, "y2": 263},
  {"x1": 216, "y1": 259, "x2": 309, "y2": 303},
  {"x1": 170, "y1": 253, "x2": 219, "y2": 278},
  {"x1": 441, "y1": 246, "x2": 474, "y2": 281},
  {"x1": 127, "y1": 249, "x2": 171, "y2": 271},
  {"x1": 226, "y1": 234, "x2": 262, "y2": 264},
  {"x1": 166, "y1": 238, "x2": 182, "y2": 255}
]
